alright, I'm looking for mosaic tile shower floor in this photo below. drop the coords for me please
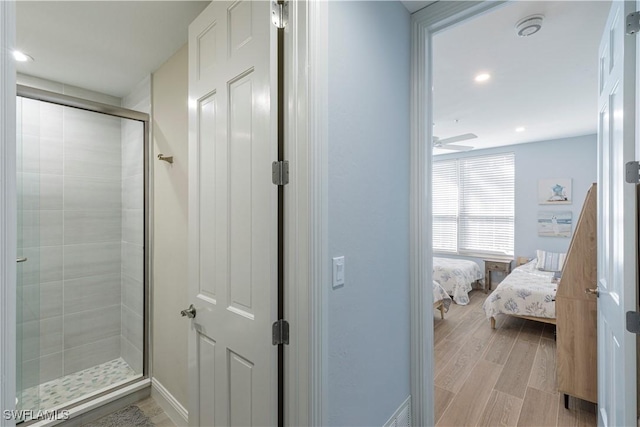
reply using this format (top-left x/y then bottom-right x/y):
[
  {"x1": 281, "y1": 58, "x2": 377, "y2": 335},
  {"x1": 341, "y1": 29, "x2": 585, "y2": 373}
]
[{"x1": 19, "y1": 358, "x2": 137, "y2": 411}]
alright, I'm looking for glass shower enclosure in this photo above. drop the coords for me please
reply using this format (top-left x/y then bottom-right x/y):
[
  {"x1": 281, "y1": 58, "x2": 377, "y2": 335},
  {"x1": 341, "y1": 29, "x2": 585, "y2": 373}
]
[{"x1": 15, "y1": 85, "x2": 149, "y2": 422}]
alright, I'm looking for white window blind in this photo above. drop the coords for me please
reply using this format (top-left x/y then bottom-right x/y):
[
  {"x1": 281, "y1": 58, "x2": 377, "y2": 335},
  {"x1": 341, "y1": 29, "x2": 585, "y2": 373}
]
[
  {"x1": 432, "y1": 160, "x2": 458, "y2": 253},
  {"x1": 433, "y1": 153, "x2": 514, "y2": 256}
]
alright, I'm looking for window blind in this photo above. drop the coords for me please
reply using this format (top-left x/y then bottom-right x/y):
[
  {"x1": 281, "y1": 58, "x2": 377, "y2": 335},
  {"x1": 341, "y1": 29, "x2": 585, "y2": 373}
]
[
  {"x1": 432, "y1": 160, "x2": 458, "y2": 253},
  {"x1": 433, "y1": 153, "x2": 514, "y2": 256}
]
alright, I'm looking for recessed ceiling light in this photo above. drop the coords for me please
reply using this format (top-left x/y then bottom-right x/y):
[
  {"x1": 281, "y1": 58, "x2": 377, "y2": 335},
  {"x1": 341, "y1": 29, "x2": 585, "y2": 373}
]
[
  {"x1": 474, "y1": 73, "x2": 491, "y2": 83},
  {"x1": 13, "y1": 50, "x2": 34, "y2": 62},
  {"x1": 515, "y1": 127, "x2": 526, "y2": 132}
]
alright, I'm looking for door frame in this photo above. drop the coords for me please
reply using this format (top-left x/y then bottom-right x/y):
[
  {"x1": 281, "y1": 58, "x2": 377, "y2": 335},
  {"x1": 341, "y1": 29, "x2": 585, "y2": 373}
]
[
  {"x1": 284, "y1": 0, "x2": 327, "y2": 425},
  {"x1": 0, "y1": 2, "x2": 17, "y2": 426},
  {"x1": 409, "y1": 2, "x2": 504, "y2": 424},
  {"x1": 410, "y1": 1, "x2": 638, "y2": 425}
]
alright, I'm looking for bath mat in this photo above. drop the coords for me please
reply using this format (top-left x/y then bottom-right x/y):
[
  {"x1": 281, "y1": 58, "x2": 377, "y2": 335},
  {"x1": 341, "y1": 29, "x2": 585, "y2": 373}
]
[{"x1": 85, "y1": 405, "x2": 154, "y2": 427}]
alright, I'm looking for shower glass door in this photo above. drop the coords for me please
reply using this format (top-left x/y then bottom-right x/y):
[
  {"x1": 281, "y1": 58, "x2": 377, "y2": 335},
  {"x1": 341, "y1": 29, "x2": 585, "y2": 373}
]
[
  {"x1": 16, "y1": 96, "x2": 43, "y2": 420},
  {"x1": 15, "y1": 90, "x2": 147, "y2": 421}
]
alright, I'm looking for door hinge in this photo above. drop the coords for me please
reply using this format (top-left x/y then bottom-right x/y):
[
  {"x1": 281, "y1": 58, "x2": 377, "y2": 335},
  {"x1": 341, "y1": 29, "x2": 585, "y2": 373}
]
[
  {"x1": 272, "y1": 319, "x2": 290, "y2": 345},
  {"x1": 627, "y1": 12, "x2": 640, "y2": 35},
  {"x1": 271, "y1": 1, "x2": 288, "y2": 29},
  {"x1": 626, "y1": 311, "x2": 640, "y2": 334},
  {"x1": 625, "y1": 161, "x2": 640, "y2": 183},
  {"x1": 272, "y1": 160, "x2": 289, "y2": 186}
]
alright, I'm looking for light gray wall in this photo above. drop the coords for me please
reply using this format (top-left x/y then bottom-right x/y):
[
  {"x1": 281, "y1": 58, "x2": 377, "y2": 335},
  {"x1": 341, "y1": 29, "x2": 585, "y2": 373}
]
[
  {"x1": 328, "y1": 2, "x2": 411, "y2": 425},
  {"x1": 436, "y1": 134, "x2": 597, "y2": 263},
  {"x1": 151, "y1": 44, "x2": 189, "y2": 408}
]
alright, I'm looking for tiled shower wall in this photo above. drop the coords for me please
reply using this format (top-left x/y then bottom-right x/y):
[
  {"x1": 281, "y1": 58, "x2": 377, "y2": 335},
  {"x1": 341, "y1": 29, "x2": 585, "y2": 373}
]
[
  {"x1": 120, "y1": 76, "x2": 149, "y2": 374},
  {"x1": 17, "y1": 95, "x2": 124, "y2": 388}
]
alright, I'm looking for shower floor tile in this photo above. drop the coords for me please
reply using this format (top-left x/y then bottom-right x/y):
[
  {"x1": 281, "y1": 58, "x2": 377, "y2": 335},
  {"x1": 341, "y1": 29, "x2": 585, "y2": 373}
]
[{"x1": 19, "y1": 357, "x2": 137, "y2": 411}]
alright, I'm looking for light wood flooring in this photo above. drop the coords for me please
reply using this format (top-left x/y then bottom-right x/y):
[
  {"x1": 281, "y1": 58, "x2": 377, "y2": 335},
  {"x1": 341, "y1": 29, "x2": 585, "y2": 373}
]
[{"x1": 434, "y1": 290, "x2": 597, "y2": 427}]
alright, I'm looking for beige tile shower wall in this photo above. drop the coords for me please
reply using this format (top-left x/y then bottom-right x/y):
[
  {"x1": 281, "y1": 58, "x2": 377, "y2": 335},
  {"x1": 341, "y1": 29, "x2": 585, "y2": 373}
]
[
  {"x1": 17, "y1": 84, "x2": 124, "y2": 388},
  {"x1": 120, "y1": 76, "x2": 150, "y2": 375},
  {"x1": 151, "y1": 44, "x2": 189, "y2": 408}
]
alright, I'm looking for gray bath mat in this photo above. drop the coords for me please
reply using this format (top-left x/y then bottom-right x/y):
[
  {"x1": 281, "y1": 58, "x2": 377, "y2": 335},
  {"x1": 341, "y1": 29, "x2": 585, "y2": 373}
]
[{"x1": 85, "y1": 405, "x2": 154, "y2": 427}]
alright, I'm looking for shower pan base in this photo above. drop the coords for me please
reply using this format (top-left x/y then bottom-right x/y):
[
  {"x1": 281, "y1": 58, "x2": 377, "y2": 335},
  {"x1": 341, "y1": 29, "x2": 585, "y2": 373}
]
[{"x1": 20, "y1": 358, "x2": 138, "y2": 412}]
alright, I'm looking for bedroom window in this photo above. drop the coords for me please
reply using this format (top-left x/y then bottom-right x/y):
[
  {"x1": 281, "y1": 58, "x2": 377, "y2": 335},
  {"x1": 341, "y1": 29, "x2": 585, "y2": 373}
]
[{"x1": 433, "y1": 153, "x2": 515, "y2": 256}]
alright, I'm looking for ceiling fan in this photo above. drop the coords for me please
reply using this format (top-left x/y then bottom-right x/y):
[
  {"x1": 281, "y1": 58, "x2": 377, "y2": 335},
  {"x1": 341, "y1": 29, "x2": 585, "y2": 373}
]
[{"x1": 433, "y1": 133, "x2": 477, "y2": 151}]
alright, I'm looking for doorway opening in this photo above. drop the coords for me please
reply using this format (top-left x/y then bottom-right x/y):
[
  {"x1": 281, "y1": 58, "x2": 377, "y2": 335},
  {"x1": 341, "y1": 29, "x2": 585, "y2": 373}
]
[{"x1": 427, "y1": 2, "x2": 608, "y2": 424}]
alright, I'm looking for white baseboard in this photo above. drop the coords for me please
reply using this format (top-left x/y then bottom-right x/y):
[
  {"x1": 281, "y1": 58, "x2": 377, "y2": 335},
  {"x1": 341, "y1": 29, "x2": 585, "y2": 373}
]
[
  {"x1": 151, "y1": 378, "x2": 188, "y2": 426},
  {"x1": 383, "y1": 396, "x2": 411, "y2": 427}
]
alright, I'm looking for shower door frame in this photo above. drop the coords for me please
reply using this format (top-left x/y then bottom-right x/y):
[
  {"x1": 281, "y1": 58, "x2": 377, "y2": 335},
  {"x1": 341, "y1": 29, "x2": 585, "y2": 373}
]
[
  {"x1": 15, "y1": 84, "x2": 152, "y2": 414},
  {"x1": 1, "y1": 3, "x2": 17, "y2": 426}
]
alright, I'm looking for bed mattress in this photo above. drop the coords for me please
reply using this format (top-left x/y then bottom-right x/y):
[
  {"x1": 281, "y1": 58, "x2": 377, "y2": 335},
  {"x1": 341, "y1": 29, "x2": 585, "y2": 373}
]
[
  {"x1": 433, "y1": 257, "x2": 483, "y2": 305},
  {"x1": 433, "y1": 280, "x2": 451, "y2": 313},
  {"x1": 483, "y1": 261, "x2": 557, "y2": 319}
]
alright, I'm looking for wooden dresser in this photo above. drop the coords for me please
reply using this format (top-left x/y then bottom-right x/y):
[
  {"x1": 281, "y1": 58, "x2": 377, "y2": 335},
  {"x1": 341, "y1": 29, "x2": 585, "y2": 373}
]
[{"x1": 556, "y1": 183, "x2": 598, "y2": 406}]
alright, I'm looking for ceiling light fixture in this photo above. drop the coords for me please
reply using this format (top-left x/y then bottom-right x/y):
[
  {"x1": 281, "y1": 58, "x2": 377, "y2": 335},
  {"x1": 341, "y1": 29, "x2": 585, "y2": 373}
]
[
  {"x1": 515, "y1": 15, "x2": 544, "y2": 37},
  {"x1": 12, "y1": 50, "x2": 34, "y2": 62},
  {"x1": 515, "y1": 127, "x2": 525, "y2": 132},
  {"x1": 474, "y1": 73, "x2": 491, "y2": 83}
]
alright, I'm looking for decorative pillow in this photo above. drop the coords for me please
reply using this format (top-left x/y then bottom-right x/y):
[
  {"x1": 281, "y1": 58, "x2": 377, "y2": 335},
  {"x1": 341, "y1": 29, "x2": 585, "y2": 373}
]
[
  {"x1": 517, "y1": 259, "x2": 554, "y2": 278},
  {"x1": 535, "y1": 250, "x2": 566, "y2": 272},
  {"x1": 518, "y1": 259, "x2": 538, "y2": 272}
]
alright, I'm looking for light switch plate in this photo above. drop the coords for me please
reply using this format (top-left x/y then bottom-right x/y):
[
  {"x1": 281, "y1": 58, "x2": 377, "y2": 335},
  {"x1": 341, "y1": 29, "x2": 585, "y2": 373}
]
[{"x1": 332, "y1": 256, "x2": 345, "y2": 289}]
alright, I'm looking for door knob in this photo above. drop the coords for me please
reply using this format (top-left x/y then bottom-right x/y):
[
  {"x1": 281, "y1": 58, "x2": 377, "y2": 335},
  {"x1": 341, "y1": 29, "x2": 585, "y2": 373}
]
[
  {"x1": 16, "y1": 257, "x2": 27, "y2": 263},
  {"x1": 585, "y1": 288, "x2": 599, "y2": 297},
  {"x1": 180, "y1": 304, "x2": 196, "y2": 319}
]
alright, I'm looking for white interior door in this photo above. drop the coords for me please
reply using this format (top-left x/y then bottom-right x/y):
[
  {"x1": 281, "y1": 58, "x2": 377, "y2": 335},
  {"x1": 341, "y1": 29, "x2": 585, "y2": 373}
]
[
  {"x1": 597, "y1": 2, "x2": 637, "y2": 426},
  {"x1": 187, "y1": 1, "x2": 277, "y2": 425}
]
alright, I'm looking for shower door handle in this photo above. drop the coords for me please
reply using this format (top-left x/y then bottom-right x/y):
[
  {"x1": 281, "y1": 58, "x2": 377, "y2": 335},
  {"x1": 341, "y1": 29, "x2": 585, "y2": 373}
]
[{"x1": 16, "y1": 257, "x2": 27, "y2": 263}]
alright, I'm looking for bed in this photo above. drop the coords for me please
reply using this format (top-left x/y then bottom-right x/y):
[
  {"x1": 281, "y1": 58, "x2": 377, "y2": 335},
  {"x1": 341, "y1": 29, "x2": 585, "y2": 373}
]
[
  {"x1": 482, "y1": 259, "x2": 557, "y2": 328},
  {"x1": 433, "y1": 281, "x2": 452, "y2": 319},
  {"x1": 433, "y1": 257, "x2": 484, "y2": 305}
]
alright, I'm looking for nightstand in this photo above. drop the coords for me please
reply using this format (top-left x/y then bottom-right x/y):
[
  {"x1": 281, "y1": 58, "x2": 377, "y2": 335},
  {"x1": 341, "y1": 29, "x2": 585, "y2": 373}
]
[{"x1": 484, "y1": 259, "x2": 512, "y2": 293}]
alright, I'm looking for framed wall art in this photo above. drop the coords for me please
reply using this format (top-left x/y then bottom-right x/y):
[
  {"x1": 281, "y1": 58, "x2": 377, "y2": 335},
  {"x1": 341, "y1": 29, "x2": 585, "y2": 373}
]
[{"x1": 538, "y1": 178, "x2": 572, "y2": 205}]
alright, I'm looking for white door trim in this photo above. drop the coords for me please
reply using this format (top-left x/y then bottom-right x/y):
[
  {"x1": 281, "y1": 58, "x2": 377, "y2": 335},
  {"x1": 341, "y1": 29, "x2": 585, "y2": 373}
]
[
  {"x1": 0, "y1": 2, "x2": 17, "y2": 426},
  {"x1": 409, "y1": 2, "x2": 504, "y2": 424},
  {"x1": 286, "y1": 0, "x2": 328, "y2": 425},
  {"x1": 308, "y1": 1, "x2": 329, "y2": 424}
]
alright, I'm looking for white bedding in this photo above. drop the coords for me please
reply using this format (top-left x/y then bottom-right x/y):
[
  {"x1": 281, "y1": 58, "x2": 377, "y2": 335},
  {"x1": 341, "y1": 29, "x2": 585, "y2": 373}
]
[
  {"x1": 433, "y1": 280, "x2": 451, "y2": 313},
  {"x1": 433, "y1": 257, "x2": 483, "y2": 305},
  {"x1": 483, "y1": 260, "x2": 557, "y2": 319}
]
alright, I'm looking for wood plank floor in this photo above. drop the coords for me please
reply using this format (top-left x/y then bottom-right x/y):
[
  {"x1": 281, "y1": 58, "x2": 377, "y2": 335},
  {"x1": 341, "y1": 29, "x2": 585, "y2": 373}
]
[
  {"x1": 135, "y1": 396, "x2": 177, "y2": 427},
  {"x1": 435, "y1": 290, "x2": 597, "y2": 427}
]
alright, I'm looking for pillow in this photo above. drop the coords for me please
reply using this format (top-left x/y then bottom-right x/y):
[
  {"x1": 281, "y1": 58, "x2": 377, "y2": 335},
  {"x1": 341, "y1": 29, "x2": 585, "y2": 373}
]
[
  {"x1": 535, "y1": 250, "x2": 566, "y2": 272},
  {"x1": 518, "y1": 259, "x2": 538, "y2": 272}
]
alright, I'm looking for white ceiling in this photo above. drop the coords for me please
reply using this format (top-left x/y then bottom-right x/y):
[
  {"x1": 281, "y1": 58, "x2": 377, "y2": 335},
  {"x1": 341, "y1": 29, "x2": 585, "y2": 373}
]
[
  {"x1": 16, "y1": 1, "x2": 209, "y2": 98},
  {"x1": 432, "y1": 1, "x2": 610, "y2": 155}
]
